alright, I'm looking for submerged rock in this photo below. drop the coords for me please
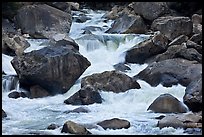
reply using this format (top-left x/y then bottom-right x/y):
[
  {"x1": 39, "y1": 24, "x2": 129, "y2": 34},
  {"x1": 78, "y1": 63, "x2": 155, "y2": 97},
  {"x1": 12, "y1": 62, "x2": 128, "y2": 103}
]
[
  {"x1": 147, "y1": 93, "x2": 188, "y2": 113},
  {"x1": 64, "y1": 107, "x2": 90, "y2": 113},
  {"x1": 47, "y1": 123, "x2": 60, "y2": 130}
]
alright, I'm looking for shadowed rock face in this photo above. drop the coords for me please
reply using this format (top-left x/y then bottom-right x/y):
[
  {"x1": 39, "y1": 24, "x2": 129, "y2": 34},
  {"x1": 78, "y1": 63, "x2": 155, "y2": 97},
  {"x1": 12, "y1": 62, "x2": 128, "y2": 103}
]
[
  {"x1": 11, "y1": 43, "x2": 91, "y2": 95},
  {"x1": 151, "y1": 16, "x2": 193, "y2": 41},
  {"x1": 64, "y1": 86, "x2": 102, "y2": 105},
  {"x1": 135, "y1": 58, "x2": 202, "y2": 87},
  {"x1": 147, "y1": 93, "x2": 188, "y2": 113},
  {"x1": 183, "y1": 77, "x2": 202, "y2": 112},
  {"x1": 14, "y1": 4, "x2": 72, "y2": 38}
]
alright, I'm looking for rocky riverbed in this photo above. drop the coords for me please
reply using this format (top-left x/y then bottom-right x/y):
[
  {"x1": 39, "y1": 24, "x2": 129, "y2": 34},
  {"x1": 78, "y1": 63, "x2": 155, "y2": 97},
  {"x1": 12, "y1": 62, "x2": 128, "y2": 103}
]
[{"x1": 2, "y1": 2, "x2": 202, "y2": 135}]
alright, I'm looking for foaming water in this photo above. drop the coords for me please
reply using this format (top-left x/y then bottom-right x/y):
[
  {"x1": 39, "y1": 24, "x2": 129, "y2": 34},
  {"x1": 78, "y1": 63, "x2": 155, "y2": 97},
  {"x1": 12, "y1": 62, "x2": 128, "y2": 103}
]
[{"x1": 2, "y1": 9, "x2": 189, "y2": 135}]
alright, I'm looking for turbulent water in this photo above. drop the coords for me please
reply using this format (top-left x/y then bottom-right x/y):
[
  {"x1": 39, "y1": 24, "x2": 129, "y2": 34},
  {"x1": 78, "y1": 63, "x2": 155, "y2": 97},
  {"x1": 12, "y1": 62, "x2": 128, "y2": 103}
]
[{"x1": 2, "y1": 9, "x2": 189, "y2": 135}]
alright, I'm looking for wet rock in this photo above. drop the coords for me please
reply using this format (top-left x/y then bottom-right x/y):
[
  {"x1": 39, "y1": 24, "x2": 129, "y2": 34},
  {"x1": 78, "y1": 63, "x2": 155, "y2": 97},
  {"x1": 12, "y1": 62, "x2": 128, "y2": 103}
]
[
  {"x1": 2, "y1": 19, "x2": 17, "y2": 34},
  {"x1": 2, "y1": 109, "x2": 7, "y2": 118},
  {"x1": 135, "y1": 58, "x2": 202, "y2": 87},
  {"x1": 113, "y1": 63, "x2": 131, "y2": 72},
  {"x1": 14, "y1": 4, "x2": 72, "y2": 38},
  {"x1": 178, "y1": 48, "x2": 202, "y2": 63},
  {"x1": 147, "y1": 44, "x2": 187, "y2": 63},
  {"x1": 97, "y1": 118, "x2": 130, "y2": 130},
  {"x1": 81, "y1": 70, "x2": 140, "y2": 93},
  {"x1": 192, "y1": 14, "x2": 202, "y2": 24},
  {"x1": 64, "y1": 107, "x2": 90, "y2": 113},
  {"x1": 11, "y1": 43, "x2": 90, "y2": 95},
  {"x1": 47, "y1": 123, "x2": 60, "y2": 130},
  {"x1": 132, "y1": 2, "x2": 170, "y2": 21},
  {"x1": 8, "y1": 91, "x2": 21, "y2": 99},
  {"x1": 189, "y1": 33, "x2": 202, "y2": 44},
  {"x1": 74, "y1": 15, "x2": 91, "y2": 23},
  {"x1": 192, "y1": 24, "x2": 202, "y2": 34},
  {"x1": 29, "y1": 85, "x2": 50, "y2": 98},
  {"x1": 157, "y1": 112, "x2": 202, "y2": 129},
  {"x1": 106, "y1": 13, "x2": 147, "y2": 34},
  {"x1": 186, "y1": 40, "x2": 202, "y2": 54},
  {"x1": 61, "y1": 120, "x2": 91, "y2": 134},
  {"x1": 184, "y1": 128, "x2": 202, "y2": 135},
  {"x1": 125, "y1": 32, "x2": 169, "y2": 64},
  {"x1": 168, "y1": 35, "x2": 188, "y2": 46},
  {"x1": 64, "y1": 86, "x2": 102, "y2": 105},
  {"x1": 147, "y1": 93, "x2": 188, "y2": 113},
  {"x1": 183, "y1": 77, "x2": 202, "y2": 112},
  {"x1": 151, "y1": 16, "x2": 193, "y2": 40},
  {"x1": 2, "y1": 33, "x2": 30, "y2": 56}
]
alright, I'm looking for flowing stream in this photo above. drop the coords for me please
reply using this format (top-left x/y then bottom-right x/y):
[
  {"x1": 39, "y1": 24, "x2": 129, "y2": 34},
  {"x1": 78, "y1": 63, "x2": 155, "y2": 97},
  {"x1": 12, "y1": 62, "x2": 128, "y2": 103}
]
[{"x1": 2, "y1": 9, "x2": 189, "y2": 135}]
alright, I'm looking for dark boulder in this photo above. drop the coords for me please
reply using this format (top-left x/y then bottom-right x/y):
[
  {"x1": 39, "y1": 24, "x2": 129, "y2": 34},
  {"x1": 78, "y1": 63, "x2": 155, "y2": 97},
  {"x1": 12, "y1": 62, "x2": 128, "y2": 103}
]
[
  {"x1": 183, "y1": 77, "x2": 202, "y2": 112},
  {"x1": 97, "y1": 118, "x2": 130, "y2": 130},
  {"x1": 11, "y1": 43, "x2": 90, "y2": 95},
  {"x1": 64, "y1": 107, "x2": 90, "y2": 114},
  {"x1": 47, "y1": 123, "x2": 60, "y2": 130},
  {"x1": 186, "y1": 40, "x2": 202, "y2": 54},
  {"x1": 14, "y1": 4, "x2": 72, "y2": 38},
  {"x1": 106, "y1": 13, "x2": 147, "y2": 34},
  {"x1": 81, "y1": 70, "x2": 141, "y2": 93},
  {"x1": 8, "y1": 91, "x2": 21, "y2": 99},
  {"x1": 135, "y1": 58, "x2": 202, "y2": 87},
  {"x1": 29, "y1": 85, "x2": 50, "y2": 98},
  {"x1": 132, "y1": 2, "x2": 170, "y2": 21},
  {"x1": 125, "y1": 32, "x2": 169, "y2": 64},
  {"x1": 113, "y1": 63, "x2": 131, "y2": 72},
  {"x1": 147, "y1": 93, "x2": 188, "y2": 113},
  {"x1": 61, "y1": 121, "x2": 91, "y2": 134},
  {"x1": 64, "y1": 86, "x2": 102, "y2": 105},
  {"x1": 151, "y1": 16, "x2": 193, "y2": 41}
]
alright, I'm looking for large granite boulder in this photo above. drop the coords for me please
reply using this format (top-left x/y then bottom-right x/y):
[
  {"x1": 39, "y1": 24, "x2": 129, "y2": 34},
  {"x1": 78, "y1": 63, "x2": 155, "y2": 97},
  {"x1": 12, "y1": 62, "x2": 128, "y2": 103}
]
[
  {"x1": 14, "y1": 4, "x2": 72, "y2": 38},
  {"x1": 106, "y1": 13, "x2": 147, "y2": 34},
  {"x1": 125, "y1": 32, "x2": 169, "y2": 64},
  {"x1": 151, "y1": 16, "x2": 193, "y2": 41},
  {"x1": 147, "y1": 93, "x2": 188, "y2": 113},
  {"x1": 81, "y1": 70, "x2": 141, "y2": 93},
  {"x1": 135, "y1": 58, "x2": 202, "y2": 87},
  {"x1": 11, "y1": 42, "x2": 90, "y2": 95},
  {"x1": 132, "y1": 2, "x2": 170, "y2": 21}
]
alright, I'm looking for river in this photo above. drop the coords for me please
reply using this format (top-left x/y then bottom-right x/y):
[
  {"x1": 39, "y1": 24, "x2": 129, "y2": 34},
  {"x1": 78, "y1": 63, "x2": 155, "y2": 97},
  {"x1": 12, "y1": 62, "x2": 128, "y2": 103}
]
[{"x1": 2, "y1": 9, "x2": 189, "y2": 135}]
